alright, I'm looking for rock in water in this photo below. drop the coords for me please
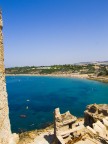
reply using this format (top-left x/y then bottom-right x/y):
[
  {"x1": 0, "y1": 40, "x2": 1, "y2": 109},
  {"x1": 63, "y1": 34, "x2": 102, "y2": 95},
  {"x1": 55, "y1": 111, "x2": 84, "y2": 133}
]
[{"x1": 20, "y1": 115, "x2": 27, "y2": 118}]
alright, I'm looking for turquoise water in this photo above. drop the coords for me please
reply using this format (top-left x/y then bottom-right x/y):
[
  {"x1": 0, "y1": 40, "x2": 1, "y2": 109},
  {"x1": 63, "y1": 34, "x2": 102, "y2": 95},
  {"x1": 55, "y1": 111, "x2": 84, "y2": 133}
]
[{"x1": 6, "y1": 76, "x2": 108, "y2": 133}]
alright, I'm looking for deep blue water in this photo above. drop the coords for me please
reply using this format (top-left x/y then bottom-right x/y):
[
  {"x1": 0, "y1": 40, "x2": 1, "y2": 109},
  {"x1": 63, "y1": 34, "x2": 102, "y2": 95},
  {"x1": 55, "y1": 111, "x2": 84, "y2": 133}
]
[{"x1": 6, "y1": 76, "x2": 108, "y2": 133}]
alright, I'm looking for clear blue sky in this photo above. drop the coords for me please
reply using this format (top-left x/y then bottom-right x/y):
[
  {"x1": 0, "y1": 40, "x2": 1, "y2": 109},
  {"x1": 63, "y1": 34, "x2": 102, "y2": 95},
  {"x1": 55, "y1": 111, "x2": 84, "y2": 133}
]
[{"x1": 1, "y1": 0, "x2": 108, "y2": 67}]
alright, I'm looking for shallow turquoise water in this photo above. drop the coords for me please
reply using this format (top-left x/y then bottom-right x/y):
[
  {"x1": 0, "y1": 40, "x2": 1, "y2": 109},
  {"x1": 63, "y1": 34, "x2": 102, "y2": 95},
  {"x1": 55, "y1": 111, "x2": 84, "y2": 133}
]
[{"x1": 6, "y1": 76, "x2": 108, "y2": 133}]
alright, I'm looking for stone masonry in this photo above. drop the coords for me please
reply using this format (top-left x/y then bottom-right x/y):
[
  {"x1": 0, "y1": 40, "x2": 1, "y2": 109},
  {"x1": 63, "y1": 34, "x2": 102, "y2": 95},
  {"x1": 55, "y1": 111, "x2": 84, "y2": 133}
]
[
  {"x1": 0, "y1": 10, "x2": 19, "y2": 144},
  {"x1": 54, "y1": 104, "x2": 108, "y2": 144}
]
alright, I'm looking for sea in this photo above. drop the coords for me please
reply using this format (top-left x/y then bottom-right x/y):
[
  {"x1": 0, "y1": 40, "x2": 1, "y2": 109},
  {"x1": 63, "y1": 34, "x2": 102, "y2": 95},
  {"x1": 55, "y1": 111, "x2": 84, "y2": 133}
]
[{"x1": 6, "y1": 76, "x2": 108, "y2": 133}]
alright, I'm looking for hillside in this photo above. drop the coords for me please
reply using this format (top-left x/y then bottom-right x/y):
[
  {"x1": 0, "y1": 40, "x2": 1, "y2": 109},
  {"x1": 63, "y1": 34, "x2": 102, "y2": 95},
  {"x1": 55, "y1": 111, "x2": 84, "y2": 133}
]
[{"x1": 6, "y1": 64, "x2": 108, "y2": 76}]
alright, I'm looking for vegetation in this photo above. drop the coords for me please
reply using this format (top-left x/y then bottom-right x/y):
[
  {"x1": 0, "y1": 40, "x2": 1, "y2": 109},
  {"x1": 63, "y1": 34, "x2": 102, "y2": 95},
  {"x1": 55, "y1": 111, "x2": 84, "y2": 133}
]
[
  {"x1": 5, "y1": 64, "x2": 108, "y2": 76},
  {"x1": 96, "y1": 66, "x2": 108, "y2": 76}
]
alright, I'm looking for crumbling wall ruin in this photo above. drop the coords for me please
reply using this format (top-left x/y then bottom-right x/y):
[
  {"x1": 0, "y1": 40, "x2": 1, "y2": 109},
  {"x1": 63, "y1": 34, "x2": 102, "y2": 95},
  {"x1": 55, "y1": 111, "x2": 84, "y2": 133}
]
[
  {"x1": 84, "y1": 104, "x2": 108, "y2": 127},
  {"x1": 54, "y1": 104, "x2": 108, "y2": 144}
]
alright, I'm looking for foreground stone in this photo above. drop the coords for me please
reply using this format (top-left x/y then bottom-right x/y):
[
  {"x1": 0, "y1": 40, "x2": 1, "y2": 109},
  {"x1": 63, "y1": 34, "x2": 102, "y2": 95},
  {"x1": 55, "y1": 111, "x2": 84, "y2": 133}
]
[{"x1": 54, "y1": 104, "x2": 108, "y2": 144}]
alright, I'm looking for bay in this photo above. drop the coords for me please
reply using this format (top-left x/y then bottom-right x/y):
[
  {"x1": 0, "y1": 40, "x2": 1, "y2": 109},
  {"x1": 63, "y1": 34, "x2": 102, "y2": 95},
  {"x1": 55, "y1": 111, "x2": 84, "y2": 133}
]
[{"x1": 6, "y1": 76, "x2": 108, "y2": 133}]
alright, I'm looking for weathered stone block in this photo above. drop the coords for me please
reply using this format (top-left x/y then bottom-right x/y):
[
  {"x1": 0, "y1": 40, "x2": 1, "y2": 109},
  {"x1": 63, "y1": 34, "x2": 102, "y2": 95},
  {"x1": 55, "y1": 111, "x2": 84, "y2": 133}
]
[{"x1": 84, "y1": 104, "x2": 108, "y2": 127}]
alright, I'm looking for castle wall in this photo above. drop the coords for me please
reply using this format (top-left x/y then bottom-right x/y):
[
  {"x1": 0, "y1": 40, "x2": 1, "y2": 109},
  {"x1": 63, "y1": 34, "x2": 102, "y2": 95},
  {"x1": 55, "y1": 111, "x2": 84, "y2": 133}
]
[{"x1": 0, "y1": 10, "x2": 12, "y2": 144}]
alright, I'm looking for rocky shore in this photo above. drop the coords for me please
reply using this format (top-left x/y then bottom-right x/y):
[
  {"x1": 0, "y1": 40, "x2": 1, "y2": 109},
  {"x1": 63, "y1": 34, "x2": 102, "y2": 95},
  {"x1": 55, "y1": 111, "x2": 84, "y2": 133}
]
[
  {"x1": 88, "y1": 75, "x2": 108, "y2": 83},
  {"x1": 18, "y1": 125, "x2": 54, "y2": 144}
]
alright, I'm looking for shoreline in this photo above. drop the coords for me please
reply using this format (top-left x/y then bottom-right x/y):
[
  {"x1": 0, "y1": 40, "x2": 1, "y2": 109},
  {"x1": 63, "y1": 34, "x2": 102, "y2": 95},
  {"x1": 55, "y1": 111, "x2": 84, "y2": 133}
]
[
  {"x1": 6, "y1": 73, "x2": 108, "y2": 83},
  {"x1": 18, "y1": 118, "x2": 84, "y2": 144},
  {"x1": 6, "y1": 73, "x2": 89, "y2": 79},
  {"x1": 18, "y1": 124, "x2": 54, "y2": 144}
]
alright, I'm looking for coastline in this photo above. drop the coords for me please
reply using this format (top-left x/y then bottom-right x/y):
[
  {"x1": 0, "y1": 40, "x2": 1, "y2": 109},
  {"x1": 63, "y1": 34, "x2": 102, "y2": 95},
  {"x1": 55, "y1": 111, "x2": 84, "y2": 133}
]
[
  {"x1": 6, "y1": 73, "x2": 89, "y2": 79},
  {"x1": 88, "y1": 77, "x2": 108, "y2": 83},
  {"x1": 6, "y1": 73, "x2": 108, "y2": 83}
]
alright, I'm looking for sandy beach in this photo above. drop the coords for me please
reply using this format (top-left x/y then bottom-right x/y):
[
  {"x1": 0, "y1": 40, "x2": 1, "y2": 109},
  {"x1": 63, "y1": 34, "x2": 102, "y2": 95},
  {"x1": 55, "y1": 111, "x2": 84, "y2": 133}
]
[
  {"x1": 6, "y1": 73, "x2": 89, "y2": 78},
  {"x1": 6, "y1": 73, "x2": 108, "y2": 83}
]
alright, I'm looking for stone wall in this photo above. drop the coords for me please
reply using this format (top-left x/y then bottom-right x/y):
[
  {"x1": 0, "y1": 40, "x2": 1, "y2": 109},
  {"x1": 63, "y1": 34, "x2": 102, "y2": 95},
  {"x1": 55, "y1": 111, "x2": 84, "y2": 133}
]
[
  {"x1": 0, "y1": 10, "x2": 12, "y2": 144},
  {"x1": 84, "y1": 104, "x2": 108, "y2": 127},
  {"x1": 0, "y1": 10, "x2": 19, "y2": 144}
]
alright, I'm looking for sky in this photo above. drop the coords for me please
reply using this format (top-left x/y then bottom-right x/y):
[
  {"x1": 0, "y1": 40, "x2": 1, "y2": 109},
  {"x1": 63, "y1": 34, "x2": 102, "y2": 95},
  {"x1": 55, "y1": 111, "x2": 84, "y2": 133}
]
[{"x1": 0, "y1": 0, "x2": 108, "y2": 67}]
